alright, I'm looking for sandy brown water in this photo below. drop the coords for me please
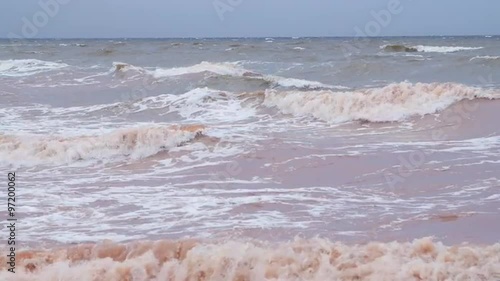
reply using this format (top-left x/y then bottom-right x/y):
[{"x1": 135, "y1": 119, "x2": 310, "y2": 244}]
[{"x1": 1, "y1": 38, "x2": 500, "y2": 280}]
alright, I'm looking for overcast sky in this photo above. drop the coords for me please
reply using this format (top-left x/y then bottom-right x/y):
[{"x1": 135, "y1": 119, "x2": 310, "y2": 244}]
[{"x1": 1, "y1": 0, "x2": 499, "y2": 38}]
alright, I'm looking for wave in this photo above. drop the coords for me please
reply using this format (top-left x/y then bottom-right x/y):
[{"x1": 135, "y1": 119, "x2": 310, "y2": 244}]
[
  {"x1": 59, "y1": 43, "x2": 88, "y2": 47},
  {"x1": 263, "y1": 82, "x2": 499, "y2": 123},
  {"x1": 112, "y1": 61, "x2": 148, "y2": 74},
  {"x1": 133, "y1": 88, "x2": 257, "y2": 122},
  {"x1": 113, "y1": 61, "x2": 346, "y2": 90},
  {"x1": 382, "y1": 44, "x2": 418, "y2": 52},
  {"x1": 93, "y1": 87, "x2": 257, "y2": 123},
  {"x1": 264, "y1": 75, "x2": 345, "y2": 90},
  {"x1": 0, "y1": 59, "x2": 68, "y2": 77},
  {"x1": 1, "y1": 237, "x2": 499, "y2": 281},
  {"x1": 19, "y1": 83, "x2": 499, "y2": 125},
  {"x1": 416, "y1": 45, "x2": 483, "y2": 53},
  {"x1": 470, "y1": 56, "x2": 500, "y2": 61},
  {"x1": 0, "y1": 88, "x2": 256, "y2": 125},
  {"x1": 113, "y1": 62, "x2": 130, "y2": 72},
  {"x1": 152, "y1": 61, "x2": 251, "y2": 78},
  {"x1": 382, "y1": 44, "x2": 483, "y2": 53},
  {"x1": 97, "y1": 48, "x2": 114, "y2": 56},
  {"x1": 0, "y1": 125, "x2": 205, "y2": 166}
]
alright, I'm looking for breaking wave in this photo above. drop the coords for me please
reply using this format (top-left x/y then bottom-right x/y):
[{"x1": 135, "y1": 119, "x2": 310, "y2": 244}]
[
  {"x1": 0, "y1": 59, "x2": 68, "y2": 77},
  {"x1": 416, "y1": 45, "x2": 483, "y2": 53},
  {"x1": 112, "y1": 61, "x2": 149, "y2": 76},
  {"x1": 1, "y1": 237, "x2": 499, "y2": 281},
  {"x1": 263, "y1": 82, "x2": 499, "y2": 123},
  {"x1": 129, "y1": 87, "x2": 257, "y2": 122},
  {"x1": 113, "y1": 61, "x2": 346, "y2": 90},
  {"x1": 54, "y1": 87, "x2": 256, "y2": 123},
  {"x1": 382, "y1": 44, "x2": 483, "y2": 53},
  {"x1": 152, "y1": 61, "x2": 251, "y2": 78},
  {"x1": 24, "y1": 83, "x2": 500, "y2": 125},
  {"x1": 0, "y1": 125, "x2": 205, "y2": 166}
]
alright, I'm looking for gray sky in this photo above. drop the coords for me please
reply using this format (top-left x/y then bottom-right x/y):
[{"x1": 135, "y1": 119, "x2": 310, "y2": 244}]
[{"x1": 1, "y1": 0, "x2": 499, "y2": 38}]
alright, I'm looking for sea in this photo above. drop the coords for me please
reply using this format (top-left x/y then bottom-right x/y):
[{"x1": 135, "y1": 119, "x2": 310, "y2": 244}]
[{"x1": 0, "y1": 37, "x2": 499, "y2": 280}]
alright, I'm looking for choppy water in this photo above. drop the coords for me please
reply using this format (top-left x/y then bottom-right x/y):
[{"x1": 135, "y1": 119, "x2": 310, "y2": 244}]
[{"x1": 1, "y1": 37, "x2": 500, "y2": 280}]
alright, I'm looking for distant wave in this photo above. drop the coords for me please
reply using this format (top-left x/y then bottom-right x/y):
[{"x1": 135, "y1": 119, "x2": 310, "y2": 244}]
[
  {"x1": 2, "y1": 237, "x2": 499, "y2": 281},
  {"x1": 382, "y1": 44, "x2": 483, "y2": 53},
  {"x1": 0, "y1": 125, "x2": 205, "y2": 166},
  {"x1": 263, "y1": 82, "x2": 499, "y2": 123},
  {"x1": 59, "y1": 43, "x2": 88, "y2": 47},
  {"x1": 382, "y1": 44, "x2": 418, "y2": 52},
  {"x1": 0, "y1": 59, "x2": 68, "y2": 77},
  {"x1": 113, "y1": 61, "x2": 347, "y2": 90},
  {"x1": 416, "y1": 45, "x2": 483, "y2": 53},
  {"x1": 97, "y1": 48, "x2": 114, "y2": 56},
  {"x1": 152, "y1": 61, "x2": 252, "y2": 78},
  {"x1": 470, "y1": 56, "x2": 500, "y2": 61}
]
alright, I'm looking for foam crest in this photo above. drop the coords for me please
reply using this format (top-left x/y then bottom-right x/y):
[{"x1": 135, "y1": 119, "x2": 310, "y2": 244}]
[
  {"x1": 265, "y1": 76, "x2": 347, "y2": 90},
  {"x1": 382, "y1": 44, "x2": 483, "y2": 53},
  {"x1": 0, "y1": 59, "x2": 68, "y2": 77},
  {"x1": 470, "y1": 56, "x2": 500, "y2": 61},
  {"x1": 0, "y1": 125, "x2": 205, "y2": 166},
  {"x1": 415, "y1": 45, "x2": 483, "y2": 53},
  {"x1": 133, "y1": 87, "x2": 257, "y2": 122},
  {"x1": 263, "y1": 82, "x2": 499, "y2": 123},
  {"x1": 151, "y1": 61, "x2": 250, "y2": 78},
  {"x1": 1, "y1": 238, "x2": 499, "y2": 281}
]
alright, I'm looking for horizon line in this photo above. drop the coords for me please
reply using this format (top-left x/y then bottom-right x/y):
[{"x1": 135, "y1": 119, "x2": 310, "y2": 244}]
[{"x1": 0, "y1": 35, "x2": 499, "y2": 40}]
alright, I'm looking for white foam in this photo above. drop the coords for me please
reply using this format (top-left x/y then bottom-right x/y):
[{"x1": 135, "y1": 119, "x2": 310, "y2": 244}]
[
  {"x1": 133, "y1": 87, "x2": 257, "y2": 123},
  {"x1": 0, "y1": 59, "x2": 68, "y2": 77},
  {"x1": 415, "y1": 45, "x2": 483, "y2": 53},
  {"x1": 470, "y1": 55, "x2": 500, "y2": 61},
  {"x1": 404, "y1": 54, "x2": 425, "y2": 58},
  {"x1": 151, "y1": 61, "x2": 249, "y2": 78},
  {"x1": 4, "y1": 236, "x2": 500, "y2": 281},
  {"x1": 264, "y1": 75, "x2": 347, "y2": 90}
]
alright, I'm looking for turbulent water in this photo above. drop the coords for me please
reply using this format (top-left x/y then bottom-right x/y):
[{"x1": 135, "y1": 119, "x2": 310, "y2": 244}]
[{"x1": 1, "y1": 37, "x2": 500, "y2": 280}]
